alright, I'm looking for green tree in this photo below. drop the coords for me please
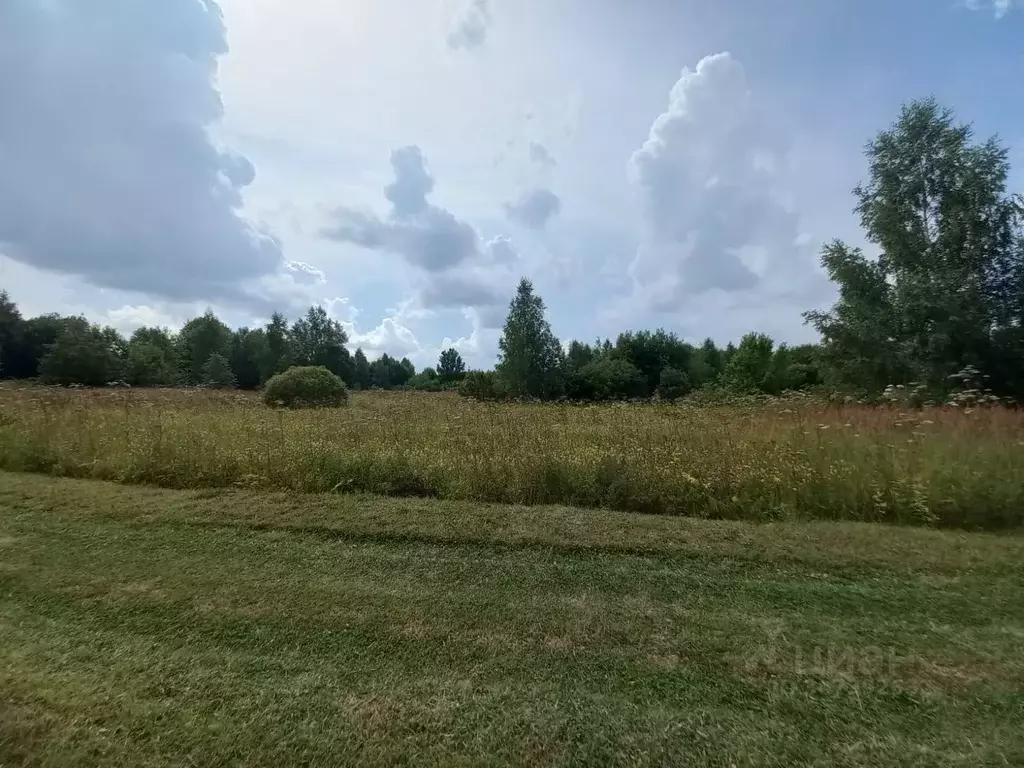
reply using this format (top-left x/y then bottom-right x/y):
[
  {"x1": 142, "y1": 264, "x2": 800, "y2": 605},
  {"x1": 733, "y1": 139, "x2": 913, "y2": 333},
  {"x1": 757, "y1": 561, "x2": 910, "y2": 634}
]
[
  {"x1": 291, "y1": 306, "x2": 354, "y2": 386},
  {"x1": 230, "y1": 328, "x2": 267, "y2": 390},
  {"x1": 657, "y1": 367, "x2": 692, "y2": 401},
  {"x1": 369, "y1": 353, "x2": 413, "y2": 388},
  {"x1": 38, "y1": 317, "x2": 124, "y2": 386},
  {"x1": 259, "y1": 312, "x2": 293, "y2": 384},
  {"x1": 573, "y1": 357, "x2": 646, "y2": 401},
  {"x1": 370, "y1": 354, "x2": 394, "y2": 388},
  {"x1": 352, "y1": 348, "x2": 372, "y2": 389},
  {"x1": 437, "y1": 348, "x2": 466, "y2": 384},
  {"x1": 612, "y1": 330, "x2": 693, "y2": 396},
  {"x1": 806, "y1": 98, "x2": 1024, "y2": 397},
  {"x1": 122, "y1": 327, "x2": 177, "y2": 387},
  {"x1": 689, "y1": 337, "x2": 724, "y2": 388},
  {"x1": 496, "y1": 278, "x2": 563, "y2": 399},
  {"x1": 18, "y1": 314, "x2": 70, "y2": 379},
  {"x1": 398, "y1": 357, "x2": 416, "y2": 386},
  {"x1": 408, "y1": 367, "x2": 443, "y2": 391},
  {"x1": 177, "y1": 310, "x2": 232, "y2": 385},
  {"x1": 124, "y1": 342, "x2": 177, "y2": 387},
  {"x1": 565, "y1": 340, "x2": 595, "y2": 371},
  {"x1": 201, "y1": 352, "x2": 237, "y2": 389},
  {"x1": 0, "y1": 291, "x2": 29, "y2": 379},
  {"x1": 722, "y1": 333, "x2": 775, "y2": 394}
]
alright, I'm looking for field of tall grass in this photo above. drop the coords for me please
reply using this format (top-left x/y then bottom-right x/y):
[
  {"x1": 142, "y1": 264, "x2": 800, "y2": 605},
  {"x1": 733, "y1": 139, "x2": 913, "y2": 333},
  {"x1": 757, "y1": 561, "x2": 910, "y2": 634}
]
[{"x1": 1, "y1": 385, "x2": 1022, "y2": 529}]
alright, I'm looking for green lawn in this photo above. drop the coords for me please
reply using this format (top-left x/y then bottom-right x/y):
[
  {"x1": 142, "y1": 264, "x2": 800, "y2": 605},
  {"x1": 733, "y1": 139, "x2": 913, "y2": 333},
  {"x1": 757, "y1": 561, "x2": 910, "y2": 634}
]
[{"x1": 1, "y1": 472, "x2": 1022, "y2": 766}]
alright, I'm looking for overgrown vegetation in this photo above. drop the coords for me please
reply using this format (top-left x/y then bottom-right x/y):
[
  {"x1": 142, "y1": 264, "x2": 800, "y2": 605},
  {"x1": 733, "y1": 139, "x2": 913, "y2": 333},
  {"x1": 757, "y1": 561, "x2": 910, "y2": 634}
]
[
  {"x1": 2, "y1": 473, "x2": 1022, "y2": 765},
  {"x1": 1, "y1": 386, "x2": 1021, "y2": 529}
]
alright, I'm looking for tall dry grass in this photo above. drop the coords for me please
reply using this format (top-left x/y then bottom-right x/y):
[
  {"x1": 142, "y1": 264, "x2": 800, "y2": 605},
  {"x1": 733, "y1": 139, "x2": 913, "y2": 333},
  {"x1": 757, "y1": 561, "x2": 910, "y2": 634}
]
[{"x1": 1, "y1": 386, "x2": 1022, "y2": 528}]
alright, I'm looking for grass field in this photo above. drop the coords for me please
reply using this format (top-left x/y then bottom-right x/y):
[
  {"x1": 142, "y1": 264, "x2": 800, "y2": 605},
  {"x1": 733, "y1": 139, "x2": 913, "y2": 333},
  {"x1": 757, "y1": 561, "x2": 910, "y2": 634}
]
[
  {"x1": 1, "y1": 386, "x2": 1023, "y2": 528},
  {"x1": 1, "y1": 472, "x2": 1022, "y2": 765}
]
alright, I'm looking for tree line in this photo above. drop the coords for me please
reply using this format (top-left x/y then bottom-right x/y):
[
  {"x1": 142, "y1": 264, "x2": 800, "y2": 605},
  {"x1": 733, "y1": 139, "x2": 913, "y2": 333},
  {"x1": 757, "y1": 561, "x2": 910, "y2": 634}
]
[
  {"x1": 0, "y1": 302, "x2": 429, "y2": 391},
  {"x1": 1, "y1": 98, "x2": 1022, "y2": 404}
]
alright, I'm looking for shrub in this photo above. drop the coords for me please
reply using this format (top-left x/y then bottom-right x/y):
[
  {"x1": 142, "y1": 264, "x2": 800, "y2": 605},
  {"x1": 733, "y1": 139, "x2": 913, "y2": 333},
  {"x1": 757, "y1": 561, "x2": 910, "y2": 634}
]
[
  {"x1": 263, "y1": 365, "x2": 349, "y2": 408},
  {"x1": 458, "y1": 370, "x2": 509, "y2": 401},
  {"x1": 657, "y1": 367, "x2": 691, "y2": 401},
  {"x1": 568, "y1": 358, "x2": 647, "y2": 401}
]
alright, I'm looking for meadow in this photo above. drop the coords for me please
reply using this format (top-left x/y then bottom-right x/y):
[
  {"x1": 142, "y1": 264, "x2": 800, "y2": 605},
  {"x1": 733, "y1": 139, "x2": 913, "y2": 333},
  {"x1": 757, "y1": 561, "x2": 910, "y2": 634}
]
[
  {"x1": 1, "y1": 473, "x2": 1022, "y2": 765},
  {"x1": 1, "y1": 385, "x2": 1022, "y2": 529}
]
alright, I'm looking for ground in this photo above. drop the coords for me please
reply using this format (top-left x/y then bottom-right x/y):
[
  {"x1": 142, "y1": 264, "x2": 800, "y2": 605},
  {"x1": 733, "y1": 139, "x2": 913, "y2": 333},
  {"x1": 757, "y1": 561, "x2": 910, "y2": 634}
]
[{"x1": 1, "y1": 472, "x2": 1022, "y2": 766}]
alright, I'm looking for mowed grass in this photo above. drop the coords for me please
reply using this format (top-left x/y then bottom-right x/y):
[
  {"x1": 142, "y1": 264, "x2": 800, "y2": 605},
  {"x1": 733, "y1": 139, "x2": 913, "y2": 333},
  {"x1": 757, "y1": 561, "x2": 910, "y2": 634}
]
[
  {"x1": 1, "y1": 473, "x2": 1022, "y2": 766},
  {"x1": 1, "y1": 386, "x2": 1023, "y2": 528}
]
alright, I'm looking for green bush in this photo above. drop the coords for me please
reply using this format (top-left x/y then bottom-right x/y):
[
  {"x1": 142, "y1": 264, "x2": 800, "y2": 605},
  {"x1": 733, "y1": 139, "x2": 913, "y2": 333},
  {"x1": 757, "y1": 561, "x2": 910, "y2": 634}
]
[
  {"x1": 458, "y1": 370, "x2": 509, "y2": 401},
  {"x1": 263, "y1": 366, "x2": 349, "y2": 408},
  {"x1": 567, "y1": 358, "x2": 647, "y2": 401},
  {"x1": 657, "y1": 367, "x2": 691, "y2": 401}
]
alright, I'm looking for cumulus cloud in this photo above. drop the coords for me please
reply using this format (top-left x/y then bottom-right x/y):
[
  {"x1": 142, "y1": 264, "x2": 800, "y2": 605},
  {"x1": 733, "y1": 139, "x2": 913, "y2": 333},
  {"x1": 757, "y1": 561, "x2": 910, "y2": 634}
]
[
  {"x1": 628, "y1": 52, "x2": 815, "y2": 307},
  {"x1": 321, "y1": 145, "x2": 517, "y2": 315},
  {"x1": 447, "y1": 0, "x2": 492, "y2": 50},
  {"x1": 0, "y1": 0, "x2": 283, "y2": 304},
  {"x1": 505, "y1": 188, "x2": 562, "y2": 230}
]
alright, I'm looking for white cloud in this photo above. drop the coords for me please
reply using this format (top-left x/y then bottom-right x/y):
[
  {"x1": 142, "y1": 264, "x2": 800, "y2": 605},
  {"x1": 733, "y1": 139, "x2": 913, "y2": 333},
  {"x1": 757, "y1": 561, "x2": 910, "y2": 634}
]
[
  {"x1": 0, "y1": 0, "x2": 282, "y2": 305},
  {"x1": 628, "y1": 52, "x2": 820, "y2": 309},
  {"x1": 98, "y1": 305, "x2": 187, "y2": 336},
  {"x1": 447, "y1": 0, "x2": 492, "y2": 50}
]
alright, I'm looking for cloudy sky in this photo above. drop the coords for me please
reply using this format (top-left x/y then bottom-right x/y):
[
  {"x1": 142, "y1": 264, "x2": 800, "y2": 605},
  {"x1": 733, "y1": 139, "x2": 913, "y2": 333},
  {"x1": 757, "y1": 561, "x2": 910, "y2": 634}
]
[{"x1": 1, "y1": 0, "x2": 1022, "y2": 367}]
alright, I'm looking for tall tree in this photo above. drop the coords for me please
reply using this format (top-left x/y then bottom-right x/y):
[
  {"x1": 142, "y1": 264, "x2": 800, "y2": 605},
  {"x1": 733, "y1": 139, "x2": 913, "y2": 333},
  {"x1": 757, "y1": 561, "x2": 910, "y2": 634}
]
[
  {"x1": 806, "y1": 98, "x2": 1024, "y2": 396},
  {"x1": 397, "y1": 357, "x2": 416, "y2": 386},
  {"x1": 353, "y1": 348, "x2": 372, "y2": 389},
  {"x1": 0, "y1": 291, "x2": 29, "y2": 379},
  {"x1": 496, "y1": 279, "x2": 563, "y2": 399},
  {"x1": 722, "y1": 333, "x2": 775, "y2": 394},
  {"x1": 176, "y1": 310, "x2": 233, "y2": 385},
  {"x1": 565, "y1": 340, "x2": 595, "y2": 371},
  {"x1": 230, "y1": 328, "x2": 267, "y2": 390},
  {"x1": 291, "y1": 306, "x2": 354, "y2": 386},
  {"x1": 437, "y1": 348, "x2": 466, "y2": 384},
  {"x1": 370, "y1": 354, "x2": 396, "y2": 388},
  {"x1": 260, "y1": 312, "x2": 293, "y2": 384}
]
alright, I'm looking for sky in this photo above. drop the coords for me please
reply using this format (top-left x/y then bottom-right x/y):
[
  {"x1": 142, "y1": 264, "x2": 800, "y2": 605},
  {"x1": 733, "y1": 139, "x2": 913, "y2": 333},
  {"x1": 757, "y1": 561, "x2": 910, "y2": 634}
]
[{"x1": 1, "y1": 0, "x2": 1022, "y2": 368}]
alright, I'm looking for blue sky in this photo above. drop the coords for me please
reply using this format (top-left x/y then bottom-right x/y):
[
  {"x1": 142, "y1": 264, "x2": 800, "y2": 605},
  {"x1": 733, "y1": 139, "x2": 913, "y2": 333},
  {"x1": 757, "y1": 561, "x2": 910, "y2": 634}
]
[{"x1": 1, "y1": 0, "x2": 1021, "y2": 367}]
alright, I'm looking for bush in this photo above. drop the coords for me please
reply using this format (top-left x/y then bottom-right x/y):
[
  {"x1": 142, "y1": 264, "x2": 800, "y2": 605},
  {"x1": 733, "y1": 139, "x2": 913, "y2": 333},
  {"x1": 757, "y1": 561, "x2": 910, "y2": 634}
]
[
  {"x1": 657, "y1": 367, "x2": 691, "y2": 401},
  {"x1": 567, "y1": 358, "x2": 647, "y2": 401},
  {"x1": 458, "y1": 370, "x2": 509, "y2": 401},
  {"x1": 263, "y1": 366, "x2": 349, "y2": 408}
]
